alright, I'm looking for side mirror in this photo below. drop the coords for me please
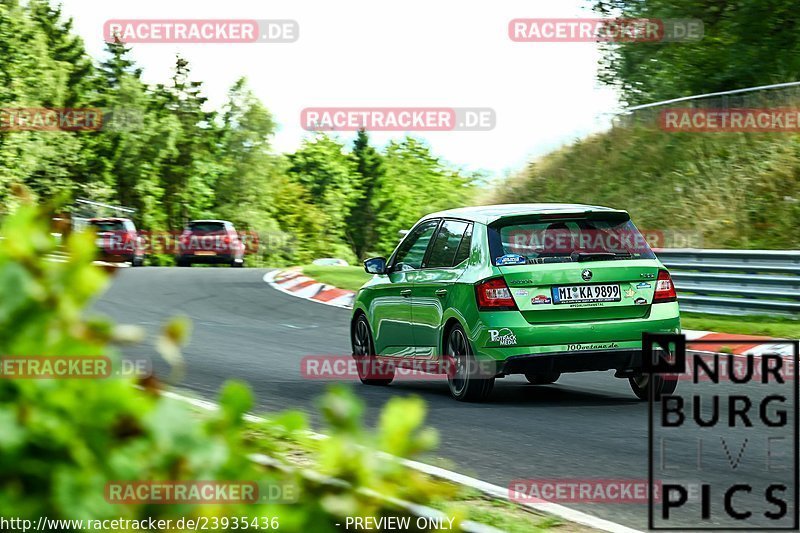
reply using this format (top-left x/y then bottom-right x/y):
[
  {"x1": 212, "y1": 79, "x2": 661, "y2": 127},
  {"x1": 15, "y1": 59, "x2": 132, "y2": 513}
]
[{"x1": 364, "y1": 257, "x2": 387, "y2": 275}]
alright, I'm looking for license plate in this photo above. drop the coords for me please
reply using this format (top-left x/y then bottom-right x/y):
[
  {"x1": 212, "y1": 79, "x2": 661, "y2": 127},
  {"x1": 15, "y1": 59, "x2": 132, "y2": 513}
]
[
  {"x1": 195, "y1": 251, "x2": 217, "y2": 256},
  {"x1": 552, "y1": 284, "x2": 620, "y2": 304}
]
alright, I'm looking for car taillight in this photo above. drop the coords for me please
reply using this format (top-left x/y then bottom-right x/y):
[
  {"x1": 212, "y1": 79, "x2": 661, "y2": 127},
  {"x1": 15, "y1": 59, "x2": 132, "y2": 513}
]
[
  {"x1": 653, "y1": 270, "x2": 677, "y2": 303},
  {"x1": 475, "y1": 278, "x2": 518, "y2": 311}
]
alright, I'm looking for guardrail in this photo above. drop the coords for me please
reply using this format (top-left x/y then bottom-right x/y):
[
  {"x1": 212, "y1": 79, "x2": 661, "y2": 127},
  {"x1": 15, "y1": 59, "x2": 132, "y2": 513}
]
[{"x1": 656, "y1": 249, "x2": 800, "y2": 317}]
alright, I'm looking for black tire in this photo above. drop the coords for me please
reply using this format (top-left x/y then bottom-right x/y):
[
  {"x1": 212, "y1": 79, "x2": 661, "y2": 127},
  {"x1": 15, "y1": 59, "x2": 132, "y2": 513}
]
[
  {"x1": 352, "y1": 314, "x2": 394, "y2": 386},
  {"x1": 132, "y1": 256, "x2": 144, "y2": 267},
  {"x1": 176, "y1": 259, "x2": 190, "y2": 267},
  {"x1": 525, "y1": 372, "x2": 560, "y2": 385},
  {"x1": 231, "y1": 260, "x2": 244, "y2": 268},
  {"x1": 629, "y1": 374, "x2": 678, "y2": 401},
  {"x1": 446, "y1": 325, "x2": 494, "y2": 402}
]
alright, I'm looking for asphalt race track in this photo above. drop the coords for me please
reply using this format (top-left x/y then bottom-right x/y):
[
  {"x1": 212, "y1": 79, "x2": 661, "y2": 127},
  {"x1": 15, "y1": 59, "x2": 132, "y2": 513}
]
[{"x1": 94, "y1": 267, "x2": 798, "y2": 531}]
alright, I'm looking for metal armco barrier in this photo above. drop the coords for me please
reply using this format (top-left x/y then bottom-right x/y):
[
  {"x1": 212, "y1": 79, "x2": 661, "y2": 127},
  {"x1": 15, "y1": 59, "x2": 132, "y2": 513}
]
[{"x1": 656, "y1": 249, "x2": 800, "y2": 317}]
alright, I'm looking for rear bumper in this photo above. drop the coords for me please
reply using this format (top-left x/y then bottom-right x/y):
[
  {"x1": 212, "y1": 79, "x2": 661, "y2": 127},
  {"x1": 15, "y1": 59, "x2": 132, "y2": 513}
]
[
  {"x1": 498, "y1": 348, "x2": 642, "y2": 376},
  {"x1": 472, "y1": 301, "x2": 680, "y2": 359},
  {"x1": 177, "y1": 253, "x2": 239, "y2": 264},
  {"x1": 97, "y1": 251, "x2": 138, "y2": 263}
]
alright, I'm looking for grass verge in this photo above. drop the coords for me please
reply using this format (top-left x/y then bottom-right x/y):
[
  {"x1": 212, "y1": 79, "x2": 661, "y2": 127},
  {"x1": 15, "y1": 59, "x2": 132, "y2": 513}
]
[
  {"x1": 242, "y1": 420, "x2": 587, "y2": 532},
  {"x1": 681, "y1": 312, "x2": 800, "y2": 339},
  {"x1": 302, "y1": 264, "x2": 371, "y2": 292}
]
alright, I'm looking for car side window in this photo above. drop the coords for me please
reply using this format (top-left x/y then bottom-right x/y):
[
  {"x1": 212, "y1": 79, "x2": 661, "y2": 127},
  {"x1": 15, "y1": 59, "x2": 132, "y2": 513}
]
[
  {"x1": 425, "y1": 220, "x2": 470, "y2": 268},
  {"x1": 452, "y1": 223, "x2": 473, "y2": 266},
  {"x1": 392, "y1": 220, "x2": 439, "y2": 271}
]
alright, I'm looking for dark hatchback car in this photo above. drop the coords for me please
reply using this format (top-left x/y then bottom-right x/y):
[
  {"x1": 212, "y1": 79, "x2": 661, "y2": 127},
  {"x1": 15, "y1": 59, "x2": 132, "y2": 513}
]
[
  {"x1": 176, "y1": 220, "x2": 244, "y2": 267},
  {"x1": 88, "y1": 217, "x2": 145, "y2": 266}
]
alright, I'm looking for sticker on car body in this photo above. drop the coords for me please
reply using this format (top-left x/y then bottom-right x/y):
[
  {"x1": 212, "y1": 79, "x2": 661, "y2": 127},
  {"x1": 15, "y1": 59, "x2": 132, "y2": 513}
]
[
  {"x1": 531, "y1": 294, "x2": 551, "y2": 305},
  {"x1": 567, "y1": 342, "x2": 620, "y2": 351},
  {"x1": 496, "y1": 254, "x2": 527, "y2": 266},
  {"x1": 488, "y1": 328, "x2": 517, "y2": 346}
]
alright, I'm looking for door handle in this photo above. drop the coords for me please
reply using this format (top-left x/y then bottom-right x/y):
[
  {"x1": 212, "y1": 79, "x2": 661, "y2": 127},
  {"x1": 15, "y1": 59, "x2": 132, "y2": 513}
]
[
  {"x1": 435, "y1": 289, "x2": 448, "y2": 297},
  {"x1": 400, "y1": 289, "x2": 412, "y2": 297}
]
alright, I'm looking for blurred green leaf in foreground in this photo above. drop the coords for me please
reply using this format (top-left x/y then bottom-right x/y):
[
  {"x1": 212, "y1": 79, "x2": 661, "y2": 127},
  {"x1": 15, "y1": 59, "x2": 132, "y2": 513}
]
[{"x1": 0, "y1": 202, "x2": 453, "y2": 530}]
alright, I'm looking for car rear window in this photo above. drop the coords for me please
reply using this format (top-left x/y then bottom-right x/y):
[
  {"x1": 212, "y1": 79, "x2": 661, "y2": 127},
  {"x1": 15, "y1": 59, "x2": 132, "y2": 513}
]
[
  {"x1": 425, "y1": 220, "x2": 471, "y2": 268},
  {"x1": 453, "y1": 223, "x2": 473, "y2": 266},
  {"x1": 392, "y1": 220, "x2": 439, "y2": 271},
  {"x1": 488, "y1": 216, "x2": 655, "y2": 265},
  {"x1": 90, "y1": 220, "x2": 125, "y2": 232},
  {"x1": 188, "y1": 222, "x2": 226, "y2": 232}
]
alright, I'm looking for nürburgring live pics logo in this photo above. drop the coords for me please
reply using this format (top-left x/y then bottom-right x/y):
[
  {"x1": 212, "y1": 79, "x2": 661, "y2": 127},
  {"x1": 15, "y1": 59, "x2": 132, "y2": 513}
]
[{"x1": 644, "y1": 332, "x2": 799, "y2": 530}]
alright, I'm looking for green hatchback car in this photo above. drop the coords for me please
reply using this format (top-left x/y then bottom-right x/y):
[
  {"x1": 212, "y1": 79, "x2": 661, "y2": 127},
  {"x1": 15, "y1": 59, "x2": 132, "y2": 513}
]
[{"x1": 351, "y1": 204, "x2": 680, "y2": 402}]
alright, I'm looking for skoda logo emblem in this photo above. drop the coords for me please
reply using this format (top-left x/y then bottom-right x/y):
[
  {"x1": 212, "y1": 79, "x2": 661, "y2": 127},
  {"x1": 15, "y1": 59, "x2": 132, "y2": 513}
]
[{"x1": 581, "y1": 269, "x2": 593, "y2": 281}]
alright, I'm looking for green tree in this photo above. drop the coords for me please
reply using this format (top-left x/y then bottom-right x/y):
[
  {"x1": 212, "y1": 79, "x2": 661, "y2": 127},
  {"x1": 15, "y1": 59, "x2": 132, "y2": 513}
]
[
  {"x1": 345, "y1": 130, "x2": 384, "y2": 260},
  {"x1": 85, "y1": 39, "x2": 173, "y2": 228},
  {"x1": 155, "y1": 56, "x2": 218, "y2": 228},
  {"x1": 0, "y1": 0, "x2": 481, "y2": 269},
  {"x1": 286, "y1": 135, "x2": 359, "y2": 260},
  {"x1": 270, "y1": 172, "x2": 335, "y2": 263},
  {"x1": 28, "y1": 0, "x2": 94, "y2": 107},
  {"x1": 0, "y1": 0, "x2": 86, "y2": 207},
  {"x1": 373, "y1": 137, "x2": 475, "y2": 255},
  {"x1": 594, "y1": 0, "x2": 800, "y2": 106},
  {"x1": 215, "y1": 78, "x2": 276, "y2": 226},
  {"x1": 214, "y1": 78, "x2": 290, "y2": 262}
]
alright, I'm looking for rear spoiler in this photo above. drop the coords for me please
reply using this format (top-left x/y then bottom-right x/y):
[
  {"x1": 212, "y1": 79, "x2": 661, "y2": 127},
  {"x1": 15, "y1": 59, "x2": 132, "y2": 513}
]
[{"x1": 488, "y1": 210, "x2": 630, "y2": 228}]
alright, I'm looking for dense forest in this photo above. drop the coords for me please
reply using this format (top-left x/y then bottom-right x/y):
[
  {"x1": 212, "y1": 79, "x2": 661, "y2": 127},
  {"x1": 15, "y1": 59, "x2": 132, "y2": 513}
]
[
  {"x1": 594, "y1": 0, "x2": 800, "y2": 106},
  {"x1": 0, "y1": 0, "x2": 477, "y2": 264}
]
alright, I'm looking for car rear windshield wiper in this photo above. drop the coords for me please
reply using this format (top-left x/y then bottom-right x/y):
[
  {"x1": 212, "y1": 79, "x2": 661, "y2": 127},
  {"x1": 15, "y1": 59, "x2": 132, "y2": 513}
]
[
  {"x1": 528, "y1": 256, "x2": 575, "y2": 264},
  {"x1": 571, "y1": 252, "x2": 617, "y2": 262}
]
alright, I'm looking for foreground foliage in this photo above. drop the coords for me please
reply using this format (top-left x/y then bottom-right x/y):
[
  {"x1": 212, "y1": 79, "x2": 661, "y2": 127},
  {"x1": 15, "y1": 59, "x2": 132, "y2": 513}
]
[{"x1": 0, "y1": 205, "x2": 452, "y2": 529}]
